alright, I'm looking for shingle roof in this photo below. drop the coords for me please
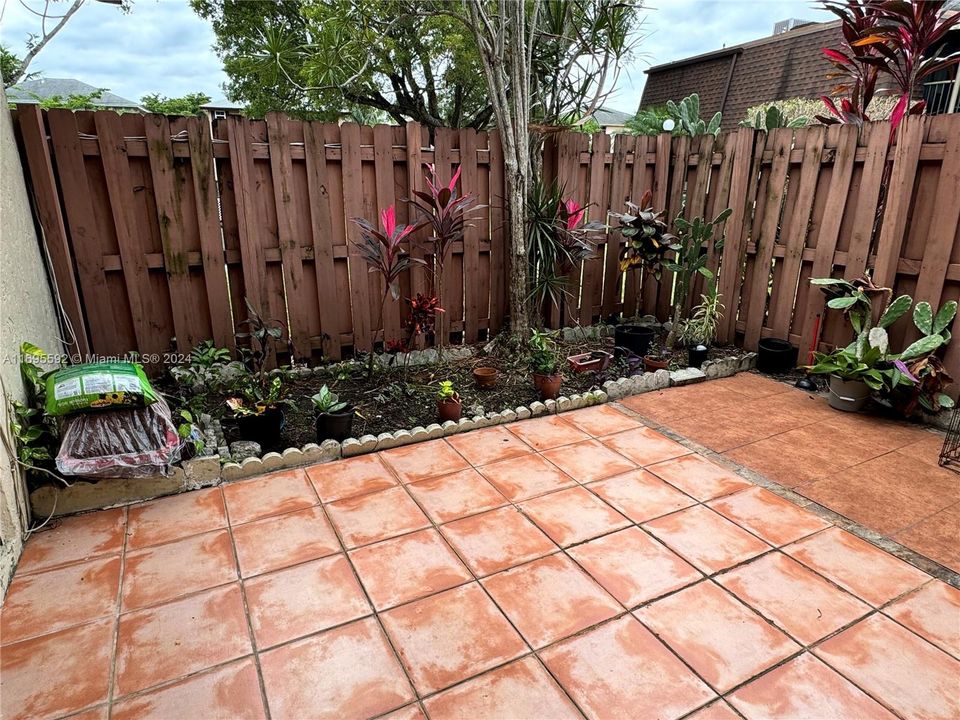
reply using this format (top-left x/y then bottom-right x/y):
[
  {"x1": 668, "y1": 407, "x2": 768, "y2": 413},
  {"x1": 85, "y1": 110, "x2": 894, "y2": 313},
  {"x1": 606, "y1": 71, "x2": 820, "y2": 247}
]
[
  {"x1": 590, "y1": 107, "x2": 633, "y2": 127},
  {"x1": 6, "y1": 78, "x2": 140, "y2": 108}
]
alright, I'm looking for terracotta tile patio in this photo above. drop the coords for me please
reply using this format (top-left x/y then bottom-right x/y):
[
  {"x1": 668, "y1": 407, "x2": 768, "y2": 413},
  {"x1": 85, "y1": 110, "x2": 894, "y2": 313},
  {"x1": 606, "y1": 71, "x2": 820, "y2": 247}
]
[{"x1": 2, "y1": 376, "x2": 959, "y2": 720}]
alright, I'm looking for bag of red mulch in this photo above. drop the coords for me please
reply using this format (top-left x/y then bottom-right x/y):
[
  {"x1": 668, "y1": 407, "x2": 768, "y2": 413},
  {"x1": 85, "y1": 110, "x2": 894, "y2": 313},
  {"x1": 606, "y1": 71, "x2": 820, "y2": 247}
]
[{"x1": 56, "y1": 396, "x2": 181, "y2": 478}]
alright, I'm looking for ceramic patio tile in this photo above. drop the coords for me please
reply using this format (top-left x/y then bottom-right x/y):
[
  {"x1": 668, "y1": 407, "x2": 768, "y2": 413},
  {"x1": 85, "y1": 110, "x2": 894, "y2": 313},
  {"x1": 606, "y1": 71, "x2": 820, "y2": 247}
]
[
  {"x1": 566, "y1": 527, "x2": 701, "y2": 607},
  {"x1": 439, "y1": 506, "x2": 558, "y2": 576},
  {"x1": 325, "y1": 486, "x2": 430, "y2": 548},
  {"x1": 893, "y1": 502, "x2": 960, "y2": 573},
  {"x1": 723, "y1": 434, "x2": 849, "y2": 488},
  {"x1": 244, "y1": 554, "x2": 370, "y2": 648},
  {"x1": 16, "y1": 507, "x2": 124, "y2": 573},
  {"x1": 126, "y1": 488, "x2": 225, "y2": 551},
  {"x1": 684, "y1": 701, "x2": 741, "y2": 720},
  {"x1": 635, "y1": 580, "x2": 800, "y2": 692},
  {"x1": 588, "y1": 469, "x2": 696, "y2": 523},
  {"x1": 505, "y1": 414, "x2": 591, "y2": 451},
  {"x1": 814, "y1": 613, "x2": 960, "y2": 720},
  {"x1": 646, "y1": 453, "x2": 752, "y2": 501},
  {"x1": 642, "y1": 505, "x2": 770, "y2": 574},
  {"x1": 728, "y1": 652, "x2": 897, "y2": 720},
  {"x1": 820, "y1": 412, "x2": 934, "y2": 452},
  {"x1": 380, "y1": 438, "x2": 470, "y2": 483},
  {"x1": 710, "y1": 373, "x2": 792, "y2": 399},
  {"x1": 619, "y1": 383, "x2": 743, "y2": 424},
  {"x1": 560, "y1": 403, "x2": 640, "y2": 437},
  {"x1": 231, "y1": 505, "x2": 340, "y2": 578},
  {"x1": 349, "y1": 528, "x2": 472, "y2": 610},
  {"x1": 0, "y1": 556, "x2": 120, "y2": 645},
  {"x1": 111, "y1": 659, "x2": 266, "y2": 720},
  {"x1": 896, "y1": 431, "x2": 948, "y2": 467},
  {"x1": 884, "y1": 581, "x2": 960, "y2": 659},
  {"x1": 0, "y1": 618, "x2": 114, "y2": 720},
  {"x1": 122, "y1": 529, "x2": 237, "y2": 610},
  {"x1": 519, "y1": 486, "x2": 630, "y2": 546},
  {"x1": 783, "y1": 527, "x2": 929, "y2": 606},
  {"x1": 423, "y1": 656, "x2": 583, "y2": 720},
  {"x1": 380, "y1": 583, "x2": 527, "y2": 694},
  {"x1": 114, "y1": 583, "x2": 251, "y2": 696},
  {"x1": 482, "y1": 553, "x2": 621, "y2": 648},
  {"x1": 716, "y1": 553, "x2": 870, "y2": 645},
  {"x1": 541, "y1": 439, "x2": 637, "y2": 483},
  {"x1": 406, "y1": 467, "x2": 508, "y2": 524},
  {"x1": 745, "y1": 391, "x2": 835, "y2": 426},
  {"x1": 305, "y1": 452, "x2": 397, "y2": 503},
  {"x1": 63, "y1": 705, "x2": 109, "y2": 720},
  {"x1": 600, "y1": 426, "x2": 690, "y2": 467},
  {"x1": 259, "y1": 617, "x2": 415, "y2": 720},
  {"x1": 446, "y1": 425, "x2": 533, "y2": 466},
  {"x1": 222, "y1": 468, "x2": 318, "y2": 525},
  {"x1": 540, "y1": 615, "x2": 716, "y2": 720},
  {"x1": 378, "y1": 705, "x2": 427, "y2": 720},
  {"x1": 663, "y1": 407, "x2": 773, "y2": 453},
  {"x1": 477, "y1": 453, "x2": 576, "y2": 501},
  {"x1": 708, "y1": 486, "x2": 830, "y2": 546}
]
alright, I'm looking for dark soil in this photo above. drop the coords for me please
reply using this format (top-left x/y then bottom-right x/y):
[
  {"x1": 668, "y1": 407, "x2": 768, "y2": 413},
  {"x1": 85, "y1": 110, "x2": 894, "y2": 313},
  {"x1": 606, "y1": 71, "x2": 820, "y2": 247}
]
[{"x1": 158, "y1": 331, "x2": 745, "y2": 454}]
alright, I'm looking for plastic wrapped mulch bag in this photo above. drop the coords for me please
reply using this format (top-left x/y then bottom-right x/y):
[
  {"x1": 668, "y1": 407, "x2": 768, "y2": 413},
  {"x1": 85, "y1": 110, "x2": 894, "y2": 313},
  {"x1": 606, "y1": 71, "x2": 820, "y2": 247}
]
[
  {"x1": 45, "y1": 362, "x2": 158, "y2": 416},
  {"x1": 56, "y1": 396, "x2": 181, "y2": 478}
]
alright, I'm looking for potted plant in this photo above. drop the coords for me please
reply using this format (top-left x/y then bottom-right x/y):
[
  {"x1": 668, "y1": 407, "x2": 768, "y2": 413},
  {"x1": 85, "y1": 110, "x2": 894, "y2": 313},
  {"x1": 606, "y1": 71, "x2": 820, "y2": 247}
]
[
  {"x1": 436, "y1": 380, "x2": 462, "y2": 422},
  {"x1": 472, "y1": 367, "x2": 498, "y2": 389},
  {"x1": 566, "y1": 350, "x2": 612, "y2": 373},
  {"x1": 311, "y1": 385, "x2": 354, "y2": 442},
  {"x1": 643, "y1": 348, "x2": 671, "y2": 373},
  {"x1": 227, "y1": 374, "x2": 290, "y2": 446},
  {"x1": 806, "y1": 347, "x2": 883, "y2": 412},
  {"x1": 529, "y1": 329, "x2": 562, "y2": 400},
  {"x1": 676, "y1": 287, "x2": 724, "y2": 369}
]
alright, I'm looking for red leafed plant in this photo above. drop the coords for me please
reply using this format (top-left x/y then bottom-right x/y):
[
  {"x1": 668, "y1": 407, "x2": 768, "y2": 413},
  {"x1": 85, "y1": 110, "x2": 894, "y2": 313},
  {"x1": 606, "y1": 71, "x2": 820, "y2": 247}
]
[
  {"x1": 405, "y1": 164, "x2": 485, "y2": 346},
  {"x1": 406, "y1": 293, "x2": 444, "y2": 339},
  {"x1": 352, "y1": 205, "x2": 426, "y2": 376},
  {"x1": 819, "y1": 0, "x2": 960, "y2": 134}
]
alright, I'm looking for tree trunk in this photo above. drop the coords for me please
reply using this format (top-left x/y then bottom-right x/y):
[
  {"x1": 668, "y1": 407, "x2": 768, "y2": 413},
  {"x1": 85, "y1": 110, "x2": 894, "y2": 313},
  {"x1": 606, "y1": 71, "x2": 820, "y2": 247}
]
[{"x1": 505, "y1": 162, "x2": 531, "y2": 339}]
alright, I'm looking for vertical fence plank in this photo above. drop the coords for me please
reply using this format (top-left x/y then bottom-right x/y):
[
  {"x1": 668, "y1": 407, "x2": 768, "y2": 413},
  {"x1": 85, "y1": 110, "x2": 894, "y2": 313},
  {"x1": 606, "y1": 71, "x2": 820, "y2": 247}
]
[
  {"x1": 372, "y1": 124, "x2": 401, "y2": 344},
  {"x1": 623, "y1": 135, "x2": 649, "y2": 317},
  {"x1": 143, "y1": 114, "x2": 201, "y2": 353},
  {"x1": 186, "y1": 116, "x2": 234, "y2": 352},
  {"x1": 404, "y1": 122, "x2": 429, "y2": 303},
  {"x1": 434, "y1": 127, "x2": 455, "y2": 343},
  {"x1": 873, "y1": 116, "x2": 925, "y2": 291},
  {"x1": 94, "y1": 112, "x2": 160, "y2": 353},
  {"x1": 266, "y1": 113, "x2": 312, "y2": 360},
  {"x1": 659, "y1": 134, "x2": 690, "y2": 321},
  {"x1": 580, "y1": 132, "x2": 609, "y2": 324},
  {"x1": 913, "y1": 121, "x2": 960, "y2": 312},
  {"x1": 17, "y1": 107, "x2": 91, "y2": 357},
  {"x1": 641, "y1": 133, "x2": 672, "y2": 317},
  {"x1": 303, "y1": 121, "x2": 342, "y2": 360},
  {"x1": 488, "y1": 130, "x2": 506, "y2": 333},
  {"x1": 768, "y1": 125, "x2": 826, "y2": 339},
  {"x1": 226, "y1": 116, "x2": 265, "y2": 316},
  {"x1": 845, "y1": 122, "x2": 891, "y2": 279},
  {"x1": 602, "y1": 134, "x2": 631, "y2": 318},
  {"x1": 460, "y1": 127, "x2": 481, "y2": 343},
  {"x1": 743, "y1": 128, "x2": 793, "y2": 349},
  {"x1": 341, "y1": 123, "x2": 373, "y2": 352},
  {"x1": 796, "y1": 124, "x2": 859, "y2": 358}
]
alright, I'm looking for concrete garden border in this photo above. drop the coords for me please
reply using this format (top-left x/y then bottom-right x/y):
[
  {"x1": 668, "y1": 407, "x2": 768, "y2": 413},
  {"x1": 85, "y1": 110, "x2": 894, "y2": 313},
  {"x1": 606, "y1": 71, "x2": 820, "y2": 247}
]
[{"x1": 29, "y1": 337, "x2": 757, "y2": 518}]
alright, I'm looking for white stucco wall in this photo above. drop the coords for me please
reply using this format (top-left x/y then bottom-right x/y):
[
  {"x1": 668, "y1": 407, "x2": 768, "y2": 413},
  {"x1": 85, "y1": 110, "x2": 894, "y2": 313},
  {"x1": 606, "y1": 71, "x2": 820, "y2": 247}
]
[{"x1": 0, "y1": 88, "x2": 65, "y2": 596}]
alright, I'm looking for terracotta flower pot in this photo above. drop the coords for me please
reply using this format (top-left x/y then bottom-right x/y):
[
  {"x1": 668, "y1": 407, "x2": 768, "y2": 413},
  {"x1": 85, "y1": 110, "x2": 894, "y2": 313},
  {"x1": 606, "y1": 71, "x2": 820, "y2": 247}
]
[
  {"x1": 472, "y1": 367, "x2": 498, "y2": 389},
  {"x1": 534, "y1": 373, "x2": 562, "y2": 400},
  {"x1": 643, "y1": 355, "x2": 670, "y2": 372},
  {"x1": 437, "y1": 393, "x2": 462, "y2": 422},
  {"x1": 567, "y1": 351, "x2": 612, "y2": 373}
]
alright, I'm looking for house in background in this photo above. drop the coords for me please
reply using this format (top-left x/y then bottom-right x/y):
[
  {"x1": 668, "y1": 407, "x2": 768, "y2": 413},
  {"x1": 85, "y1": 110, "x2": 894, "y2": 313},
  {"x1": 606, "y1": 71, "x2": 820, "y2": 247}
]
[
  {"x1": 201, "y1": 97, "x2": 243, "y2": 121},
  {"x1": 6, "y1": 77, "x2": 141, "y2": 110},
  {"x1": 640, "y1": 18, "x2": 960, "y2": 128},
  {"x1": 588, "y1": 107, "x2": 633, "y2": 133}
]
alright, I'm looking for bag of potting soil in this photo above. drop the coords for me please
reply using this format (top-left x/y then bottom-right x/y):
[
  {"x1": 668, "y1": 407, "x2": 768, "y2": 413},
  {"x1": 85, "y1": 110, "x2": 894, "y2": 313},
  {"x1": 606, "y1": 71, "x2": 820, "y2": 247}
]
[{"x1": 45, "y1": 362, "x2": 158, "y2": 417}]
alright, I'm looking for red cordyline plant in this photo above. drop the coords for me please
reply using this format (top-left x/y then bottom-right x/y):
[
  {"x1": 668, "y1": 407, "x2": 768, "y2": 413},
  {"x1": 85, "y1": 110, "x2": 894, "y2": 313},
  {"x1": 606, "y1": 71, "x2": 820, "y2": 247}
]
[
  {"x1": 352, "y1": 205, "x2": 426, "y2": 376},
  {"x1": 405, "y1": 163, "x2": 485, "y2": 346},
  {"x1": 819, "y1": 0, "x2": 960, "y2": 135}
]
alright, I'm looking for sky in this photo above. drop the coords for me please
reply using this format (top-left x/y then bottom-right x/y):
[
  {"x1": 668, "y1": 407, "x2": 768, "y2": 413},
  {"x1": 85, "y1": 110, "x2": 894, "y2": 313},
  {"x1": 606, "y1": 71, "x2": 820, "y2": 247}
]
[{"x1": 0, "y1": 0, "x2": 832, "y2": 111}]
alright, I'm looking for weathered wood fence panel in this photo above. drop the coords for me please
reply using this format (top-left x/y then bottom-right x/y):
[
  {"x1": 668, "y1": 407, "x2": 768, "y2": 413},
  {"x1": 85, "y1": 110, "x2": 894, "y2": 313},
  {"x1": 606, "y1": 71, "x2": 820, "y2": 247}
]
[
  {"x1": 16, "y1": 110, "x2": 503, "y2": 366},
  {"x1": 13, "y1": 109, "x2": 960, "y2": 389}
]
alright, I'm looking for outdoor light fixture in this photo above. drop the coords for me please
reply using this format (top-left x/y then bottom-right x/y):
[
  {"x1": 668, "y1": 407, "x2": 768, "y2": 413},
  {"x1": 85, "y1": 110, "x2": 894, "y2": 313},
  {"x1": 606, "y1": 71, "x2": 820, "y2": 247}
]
[{"x1": 662, "y1": 118, "x2": 675, "y2": 132}]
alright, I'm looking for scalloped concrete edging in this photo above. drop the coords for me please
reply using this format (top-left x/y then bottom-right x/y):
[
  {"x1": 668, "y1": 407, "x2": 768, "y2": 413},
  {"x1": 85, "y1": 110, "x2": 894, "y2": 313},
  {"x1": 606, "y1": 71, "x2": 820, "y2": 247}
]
[{"x1": 29, "y1": 350, "x2": 755, "y2": 519}]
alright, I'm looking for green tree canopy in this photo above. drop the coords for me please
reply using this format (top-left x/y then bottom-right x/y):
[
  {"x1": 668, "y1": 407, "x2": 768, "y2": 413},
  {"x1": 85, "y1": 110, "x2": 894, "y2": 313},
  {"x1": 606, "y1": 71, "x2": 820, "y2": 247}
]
[{"x1": 140, "y1": 92, "x2": 212, "y2": 116}]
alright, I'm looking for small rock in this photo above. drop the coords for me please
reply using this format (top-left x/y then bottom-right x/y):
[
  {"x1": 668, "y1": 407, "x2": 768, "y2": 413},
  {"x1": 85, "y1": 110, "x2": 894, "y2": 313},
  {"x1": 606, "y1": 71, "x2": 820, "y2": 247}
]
[
  {"x1": 229, "y1": 441, "x2": 261, "y2": 462},
  {"x1": 669, "y1": 367, "x2": 707, "y2": 386},
  {"x1": 652, "y1": 369, "x2": 671, "y2": 389},
  {"x1": 739, "y1": 352, "x2": 757, "y2": 371},
  {"x1": 603, "y1": 380, "x2": 620, "y2": 399}
]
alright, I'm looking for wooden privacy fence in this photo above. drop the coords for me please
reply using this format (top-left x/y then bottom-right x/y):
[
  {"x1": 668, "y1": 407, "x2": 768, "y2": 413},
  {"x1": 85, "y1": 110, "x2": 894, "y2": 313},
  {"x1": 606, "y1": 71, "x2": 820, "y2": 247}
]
[
  {"x1": 15, "y1": 107, "x2": 506, "y2": 365},
  {"x1": 13, "y1": 107, "x2": 960, "y2": 384},
  {"x1": 544, "y1": 113, "x2": 960, "y2": 381}
]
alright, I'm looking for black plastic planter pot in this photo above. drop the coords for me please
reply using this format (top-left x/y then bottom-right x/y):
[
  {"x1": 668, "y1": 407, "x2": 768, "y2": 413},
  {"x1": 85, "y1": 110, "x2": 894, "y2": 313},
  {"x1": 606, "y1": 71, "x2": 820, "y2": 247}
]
[
  {"x1": 236, "y1": 407, "x2": 286, "y2": 447},
  {"x1": 316, "y1": 406, "x2": 355, "y2": 442},
  {"x1": 756, "y1": 338, "x2": 798, "y2": 374},
  {"x1": 688, "y1": 345, "x2": 709, "y2": 369},
  {"x1": 614, "y1": 324, "x2": 656, "y2": 360}
]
